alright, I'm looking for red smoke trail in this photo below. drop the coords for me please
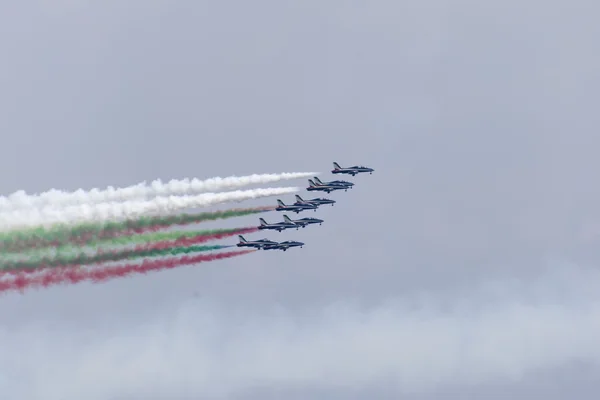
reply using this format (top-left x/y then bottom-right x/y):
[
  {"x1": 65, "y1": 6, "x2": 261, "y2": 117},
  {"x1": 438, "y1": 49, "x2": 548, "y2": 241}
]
[
  {"x1": 0, "y1": 250, "x2": 255, "y2": 294},
  {"x1": 61, "y1": 226, "x2": 259, "y2": 248},
  {"x1": 0, "y1": 227, "x2": 259, "y2": 278},
  {"x1": 168, "y1": 227, "x2": 258, "y2": 246},
  {"x1": 3, "y1": 207, "x2": 274, "y2": 251}
]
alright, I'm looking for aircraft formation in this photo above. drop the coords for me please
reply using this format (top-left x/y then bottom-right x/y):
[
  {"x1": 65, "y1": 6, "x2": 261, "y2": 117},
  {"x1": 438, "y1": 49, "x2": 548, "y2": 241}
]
[{"x1": 237, "y1": 162, "x2": 374, "y2": 251}]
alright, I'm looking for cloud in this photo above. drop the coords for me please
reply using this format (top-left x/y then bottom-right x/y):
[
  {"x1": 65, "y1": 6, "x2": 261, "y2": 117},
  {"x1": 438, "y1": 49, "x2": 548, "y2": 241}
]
[{"x1": 2, "y1": 261, "x2": 600, "y2": 399}]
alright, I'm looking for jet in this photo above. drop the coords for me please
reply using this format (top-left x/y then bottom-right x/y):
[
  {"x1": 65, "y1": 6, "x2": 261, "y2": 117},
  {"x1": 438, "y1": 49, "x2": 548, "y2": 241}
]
[
  {"x1": 331, "y1": 161, "x2": 374, "y2": 176},
  {"x1": 263, "y1": 240, "x2": 305, "y2": 251},
  {"x1": 283, "y1": 214, "x2": 323, "y2": 228},
  {"x1": 306, "y1": 177, "x2": 353, "y2": 193},
  {"x1": 314, "y1": 176, "x2": 354, "y2": 189},
  {"x1": 257, "y1": 217, "x2": 298, "y2": 232},
  {"x1": 294, "y1": 194, "x2": 336, "y2": 207},
  {"x1": 306, "y1": 178, "x2": 346, "y2": 193},
  {"x1": 236, "y1": 235, "x2": 278, "y2": 249},
  {"x1": 275, "y1": 198, "x2": 317, "y2": 213}
]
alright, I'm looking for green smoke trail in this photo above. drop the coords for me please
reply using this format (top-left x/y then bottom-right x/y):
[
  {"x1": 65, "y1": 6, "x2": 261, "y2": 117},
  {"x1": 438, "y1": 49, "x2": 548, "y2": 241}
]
[
  {"x1": 82, "y1": 227, "x2": 247, "y2": 247},
  {"x1": 2, "y1": 227, "x2": 256, "y2": 261},
  {"x1": 0, "y1": 244, "x2": 230, "y2": 273},
  {"x1": 0, "y1": 207, "x2": 271, "y2": 251}
]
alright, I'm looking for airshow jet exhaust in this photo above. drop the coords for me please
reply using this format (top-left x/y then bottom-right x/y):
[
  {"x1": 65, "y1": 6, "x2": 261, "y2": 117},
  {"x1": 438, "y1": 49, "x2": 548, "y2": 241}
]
[
  {"x1": 0, "y1": 250, "x2": 254, "y2": 294},
  {"x1": 0, "y1": 171, "x2": 319, "y2": 212},
  {"x1": 0, "y1": 187, "x2": 299, "y2": 232},
  {"x1": 331, "y1": 162, "x2": 374, "y2": 176},
  {"x1": 0, "y1": 207, "x2": 274, "y2": 253},
  {"x1": 0, "y1": 244, "x2": 232, "y2": 277}
]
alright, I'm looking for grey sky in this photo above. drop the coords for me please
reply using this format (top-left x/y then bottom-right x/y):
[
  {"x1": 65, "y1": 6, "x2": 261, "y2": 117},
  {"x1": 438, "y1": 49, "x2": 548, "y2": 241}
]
[{"x1": 1, "y1": 1, "x2": 600, "y2": 399}]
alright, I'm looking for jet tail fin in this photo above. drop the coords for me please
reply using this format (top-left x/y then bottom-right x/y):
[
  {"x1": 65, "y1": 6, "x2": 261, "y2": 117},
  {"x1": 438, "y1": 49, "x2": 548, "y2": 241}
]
[
  {"x1": 283, "y1": 215, "x2": 293, "y2": 223},
  {"x1": 308, "y1": 179, "x2": 316, "y2": 187},
  {"x1": 238, "y1": 235, "x2": 247, "y2": 242},
  {"x1": 314, "y1": 176, "x2": 323, "y2": 184},
  {"x1": 333, "y1": 162, "x2": 341, "y2": 170},
  {"x1": 277, "y1": 199, "x2": 285, "y2": 207},
  {"x1": 259, "y1": 218, "x2": 267, "y2": 226},
  {"x1": 295, "y1": 194, "x2": 304, "y2": 202}
]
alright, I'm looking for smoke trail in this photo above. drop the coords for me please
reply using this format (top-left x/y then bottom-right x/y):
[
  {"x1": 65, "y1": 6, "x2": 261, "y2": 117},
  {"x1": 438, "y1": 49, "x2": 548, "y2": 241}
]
[
  {"x1": 0, "y1": 187, "x2": 298, "y2": 232},
  {"x1": 3, "y1": 227, "x2": 258, "y2": 263},
  {"x1": 87, "y1": 227, "x2": 257, "y2": 248},
  {"x1": 0, "y1": 250, "x2": 254, "y2": 293},
  {"x1": 0, "y1": 207, "x2": 272, "y2": 252},
  {"x1": 0, "y1": 244, "x2": 232, "y2": 274},
  {"x1": 0, "y1": 172, "x2": 317, "y2": 211}
]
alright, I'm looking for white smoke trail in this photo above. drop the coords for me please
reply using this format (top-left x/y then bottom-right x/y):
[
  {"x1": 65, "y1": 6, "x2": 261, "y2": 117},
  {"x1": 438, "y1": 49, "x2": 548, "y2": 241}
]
[
  {"x1": 0, "y1": 172, "x2": 318, "y2": 211},
  {"x1": 0, "y1": 187, "x2": 298, "y2": 232}
]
